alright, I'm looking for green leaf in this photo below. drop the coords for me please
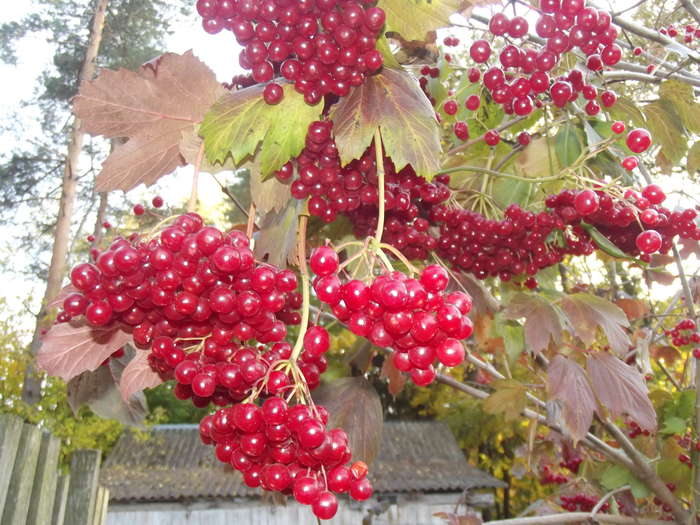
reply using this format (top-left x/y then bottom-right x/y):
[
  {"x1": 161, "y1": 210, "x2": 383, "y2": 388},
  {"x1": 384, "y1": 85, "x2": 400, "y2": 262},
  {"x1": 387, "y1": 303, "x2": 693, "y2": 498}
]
[
  {"x1": 608, "y1": 96, "x2": 646, "y2": 127},
  {"x1": 492, "y1": 314, "x2": 525, "y2": 364},
  {"x1": 491, "y1": 175, "x2": 531, "y2": 209},
  {"x1": 379, "y1": 0, "x2": 460, "y2": 41},
  {"x1": 555, "y1": 124, "x2": 585, "y2": 167},
  {"x1": 483, "y1": 379, "x2": 527, "y2": 421},
  {"x1": 330, "y1": 67, "x2": 441, "y2": 180},
  {"x1": 375, "y1": 34, "x2": 401, "y2": 69},
  {"x1": 200, "y1": 83, "x2": 321, "y2": 178},
  {"x1": 659, "y1": 79, "x2": 700, "y2": 134},
  {"x1": 601, "y1": 464, "x2": 649, "y2": 499},
  {"x1": 688, "y1": 141, "x2": 700, "y2": 175},
  {"x1": 580, "y1": 222, "x2": 631, "y2": 260},
  {"x1": 643, "y1": 100, "x2": 687, "y2": 164},
  {"x1": 661, "y1": 416, "x2": 687, "y2": 435}
]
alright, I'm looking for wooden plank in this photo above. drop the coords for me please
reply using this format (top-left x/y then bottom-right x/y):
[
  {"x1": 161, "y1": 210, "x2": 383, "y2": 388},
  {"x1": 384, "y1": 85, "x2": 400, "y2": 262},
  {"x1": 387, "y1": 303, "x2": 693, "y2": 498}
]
[
  {"x1": 1, "y1": 422, "x2": 42, "y2": 525},
  {"x1": 0, "y1": 414, "x2": 24, "y2": 516},
  {"x1": 64, "y1": 449, "x2": 101, "y2": 525},
  {"x1": 26, "y1": 432, "x2": 61, "y2": 525},
  {"x1": 51, "y1": 474, "x2": 70, "y2": 525},
  {"x1": 92, "y1": 487, "x2": 109, "y2": 525}
]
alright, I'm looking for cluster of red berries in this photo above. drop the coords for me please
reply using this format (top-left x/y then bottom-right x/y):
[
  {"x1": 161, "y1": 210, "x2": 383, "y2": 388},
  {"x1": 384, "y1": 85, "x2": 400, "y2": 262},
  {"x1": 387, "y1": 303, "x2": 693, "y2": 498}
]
[
  {"x1": 200, "y1": 398, "x2": 372, "y2": 520},
  {"x1": 546, "y1": 182, "x2": 700, "y2": 258},
  {"x1": 60, "y1": 214, "x2": 306, "y2": 403},
  {"x1": 132, "y1": 195, "x2": 165, "y2": 216},
  {"x1": 627, "y1": 419, "x2": 652, "y2": 439},
  {"x1": 443, "y1": 36, "x2": 460, "y2": 47},
  {"x1": 559, "y1": 456, "x2": 582, "y2": 474},
  {"x1": 660, "y1": 23, "x2": 700, "y2": 43},
  {"x1": 195, "y1": 0, "x2": 386, "y2": 105},
  {"x1": 309, "y1": 247, "x2": 473, "y2": 386},
  {"x1": 560, "y1": 493, "x2": 609, "y2": 512},
  {"x1": 464, "y1": 0, "x2": 620, "y2": 117},
  {"x1": 540, "y1": 464, "x2": 568, "y2": 485},
  {"x1": 665, "y1": 318, "x2": 700, "y2": 348}
]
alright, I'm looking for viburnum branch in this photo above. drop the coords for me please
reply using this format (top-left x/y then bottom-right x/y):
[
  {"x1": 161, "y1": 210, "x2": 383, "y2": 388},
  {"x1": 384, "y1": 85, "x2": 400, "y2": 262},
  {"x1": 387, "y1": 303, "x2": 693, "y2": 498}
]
[
  {"x1": 681, "y1": 0, "x2": 700, "y2": 24},
  {"x1": 290, "y1": 214, "x2": 310, "y2": 363},
  {"x1": 246, "y1": 203, "x2": 256, "y2": 241},
  {"x1": 483, "y1": 513, "x2": 673, "y2": 525},
  {"x1": 187, "y1": 141, "x2": 204, "y2": 213},
  {"x1": 373, "y1": 128, "x2": 386, "y2": 246},
  {"x1": 589, "y1": 484, "x2": 630, "y2": 518},
  {"x1": 600, "y1": 419, "x2": 689, "y2": 523}
]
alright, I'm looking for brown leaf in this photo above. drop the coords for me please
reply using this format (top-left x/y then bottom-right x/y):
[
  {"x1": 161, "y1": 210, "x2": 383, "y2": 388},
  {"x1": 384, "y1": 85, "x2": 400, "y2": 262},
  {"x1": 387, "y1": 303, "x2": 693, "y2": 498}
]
[
  {"x1": 179, "y1": 127, "x2": 236, "y2": 174},
  {"x1": 547, "y1": 355, "x2": 596, "y2": 443},
  {"x1": 36, "y1": 320, "x2": 132, "y2": 382},
  {"x1": 119, "y1": 350, "x2": 163, "y2": 401},
  {"x1": 615, "y1": 298, "x2": 649, "y2": 321},
  {"x1": 650, "y1": 345, "x2": 681, "y2": 365},
  {"x1": 254, "y1": 199, "x2": 303, "y2": 269},
  {"x1": 587, "y1": 351, "x2": 657, "y2": 431},
  {"x1": 560, "y1": 293, "x2": 630, "y2": 355},
  {"x1": 249, "y1": 162, "x2": 292, "y2": 214},
  {"x1": 312, "y1": 377, "x2": 384, "y2": 466},
  {"x1": 483, "y1": 379, "x2": 527, "y2": 421},
  {"x1": 329, "y1": 67, "x2": 441, "y2": 179},
  {"x1": 73, "y1": 51, "x2": 226, "y2": 191},
  {"x1": 502, "y1": 293, "x2": 566, "y2": 354},
  {"x1": 67, "y1": 365, "x2": 147, "y2": 427},
  {"x1": 380, "y1": 355, "x2": 407, "y2": 397}
]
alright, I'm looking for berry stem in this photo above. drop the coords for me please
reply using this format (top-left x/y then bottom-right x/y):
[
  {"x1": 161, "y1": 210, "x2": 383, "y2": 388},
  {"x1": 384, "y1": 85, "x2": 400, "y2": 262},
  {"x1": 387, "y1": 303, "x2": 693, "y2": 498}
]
[
  {"x1": 246, "y1": 203, "x2": 257, "y2": 243},
  {"x1": 438, "y1": 165, "x2": 562, "y2": 183},
  {"x1": 373, "y1": 128, "x2": 386, "y2": 247},
  {"x1": 290, "y1": 213, "x2": 311, "y2": 363},
  {"x1": 187, "y1": 141, "x2": 204, "y2": 212}
]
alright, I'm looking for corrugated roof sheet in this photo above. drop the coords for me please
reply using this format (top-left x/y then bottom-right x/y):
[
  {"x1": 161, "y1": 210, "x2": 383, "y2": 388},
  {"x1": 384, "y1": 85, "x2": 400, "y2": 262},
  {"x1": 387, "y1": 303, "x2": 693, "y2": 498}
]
[{"x1": 101, "y1": 420, "x2": 505, "y2": 503}]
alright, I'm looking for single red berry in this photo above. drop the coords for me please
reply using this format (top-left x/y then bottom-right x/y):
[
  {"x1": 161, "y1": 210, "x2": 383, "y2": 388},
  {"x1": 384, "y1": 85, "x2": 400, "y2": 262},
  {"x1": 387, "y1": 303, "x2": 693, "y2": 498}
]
[
  {"x1": 133, "y1": 204, "x2": 145, "y2": 216},
  {"x1": 263, "y1": 83, "x2": 284, "y2": 104},
  {"x1": 469, "y1": 39, "x2": 491, "y2": 63},
  {"x1": 309, "y1": 246, "x2": 339, "y2": 276},
  {"x1": 312, "y1": 491, "x2": 338, "y2": 520},
  {"x1": 600, "y1": 90, "x2": 617, "y2": 107},
  {"x1": 484, "y1": 129, "x2": 500, "y2": 146},
  {"x1": 517, "y1": 132, "x2": 531, "y2": 146},
  {"x1": 152, "y1": 196, "x2": 164, "y2": 208},
  {"x1": 693, "y1": 348, "x2": 700, "y2": 359},
  {"x1": 453, "y1": 121, "x2": 469, "y2": 141},
  {"x1": 611, "y1": 121, "x2": 625, "y2": 134},
  {"x1": 443, "y1": 100, "x2": 458, "y2": 115},
  {"x1": 635, "y1": 230, "x2": 662, "y2": 254},
  {"x1": 621, "y1": 156, "x2": 638, "y2": 171},
  {"x1": 627, "y1": 128, "x2": 652, "y2": 153},
  {"x1": 641, "y1": 184, "x2": 666, "y2": 205},
  {"x1": 465, "y1": 95, "x2": 481, "y2": 111},
  {"x1": 574, "y1": 189, "x2": 599, "y2": 216}
]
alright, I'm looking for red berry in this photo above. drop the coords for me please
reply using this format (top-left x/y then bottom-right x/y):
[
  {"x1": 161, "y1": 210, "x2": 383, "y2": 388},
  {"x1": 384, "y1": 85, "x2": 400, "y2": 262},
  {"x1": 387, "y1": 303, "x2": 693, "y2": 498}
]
[
  {"x1": 263, "y1": 83, "x2": 284, "y2": 104},
  {"x1": 309, "y1": 246, "x2": 339, "y2": 276},
  {"x1": 621, "y1": 156, "x2": 638, "y2": 171},
  {"x1": 453, "y1": 121, "x2": 469, "y2": 141},
  {"x1": 312, "y1": 491, "x2": 338, "y2": 520},
  {"x1": 627, "y1": 128, "x2": 652, "y2": 153},
  {"x1": 469, "y1": 40, "x2": 491, "y2": 63},
  {"x1": 611, "y1": 121, "x2": 625, "y2": 134},
  {"x1": 517, "y1": 132, "x2": 531, "y2": 146},
  {"x1": 152, "y1": 196, "x2": 164, "y2": 208},
  {"x1": 641, "y1": 184, "x2": 666, "y2": 205},
  {"x1": 133, "y1": 204, "x2": 145, "y2": 216},
  {"x1": 574, "y1": 189, "x2": 599, "y2": 216},
  {"x1": 484, "y1": 129, "x2": 500, "y2": 146},
  {"x1": 465, "y1": 95, "x2": 481, "y2": 111},
  {"x1": 635, "y1": 230, "x2": 662, "y2": 254},
  {"x1": 443, "y1": 100, "x2": 458, "y2": 115}
]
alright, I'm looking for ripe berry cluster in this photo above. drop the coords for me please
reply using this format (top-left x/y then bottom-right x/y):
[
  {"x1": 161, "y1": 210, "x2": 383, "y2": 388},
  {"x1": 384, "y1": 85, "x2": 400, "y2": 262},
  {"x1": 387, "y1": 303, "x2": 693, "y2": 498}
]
[
  {"x1": 560, "y1": 494, "x2": 609, "y2": 512},
  {"x1": 627, "y1": 419, "x2": 651, "y2": 439},
  {"x1": 546, "y1": 183, "x2": 700, "y2": 258},
  {"x1": 309, "y1": 247, "x2": 473, "y2": 386},
  {"x1": 195, "y1": 0, "x2": 386, "y2": 105},
  {"x1": 200, "y1": 398, "x2": 372, "y2": 520},
  {"x1": 659, "y1": 23, "x2": 700, "y2": 44},
  {"x1": 464, "y1": 0, "x2": 620, "y2": 118},
  {"x1": 540, "y1": 464, "x2": 568, "y2": 485},
  {"x1": 664, "y1": 318, "x2": 700, "y2": 348}
]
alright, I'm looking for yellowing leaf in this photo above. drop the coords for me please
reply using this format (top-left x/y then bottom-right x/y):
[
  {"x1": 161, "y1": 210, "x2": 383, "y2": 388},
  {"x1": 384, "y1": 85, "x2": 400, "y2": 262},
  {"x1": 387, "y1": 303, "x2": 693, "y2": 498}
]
[
  {"x1": 659, "y1": 79, "x2": 700, "y2": 134},
  {"x1": 560, "y1": 293, "x2": 630, "y2": 355},
  {"x1": 329, "y1": 67, "x2": 441, "y2": 180},
  {"x1": 502, "y1": 293, "x2": 566, "y2": 354},
  {"x1": 615, "y1": 298, "x2": 649, "y2": 321},
  {"x1": 483, "y1": 379, "x2": 527, "y2": 421},
  {"x1": 688, "y1": 141, "x2": 700, "y2": 175},
  {"x1": 73, "y1": 51, "x2": 225, "y2": 191},
  {"x1": 587, "y1": 351, "x2": 657, "y2": 431},
  {"x1": 379, "y1": 0, "x2": 461, "y2": 41},
  {"x1": 643, "y1": 100, "x2": 687, "y2": 163},
  {"x1": 200, "y1": 83, "x2": 321, "y2": 179},
  {"x1": 547, "y1": 355, "x2": 596, "y2": 443}
]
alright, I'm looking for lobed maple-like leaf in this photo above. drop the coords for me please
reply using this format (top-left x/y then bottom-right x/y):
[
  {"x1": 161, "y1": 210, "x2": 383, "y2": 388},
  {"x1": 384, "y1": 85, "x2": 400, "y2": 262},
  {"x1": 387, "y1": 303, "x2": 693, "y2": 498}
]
[
  {"x1": 587, "y1": 351, "x2": 657, "y2": 431},
  {"x1": 73, "y1": 51, "x2": 226, "y2": 192},
  {"x1": 36, "y1": 320, "x2": 132, "y2": 382},
  {"x1": 312, "y1": 377, "x2": 383, "y2": 466},
  {"x1": 560, "y1": 293, "x2": 630, "y2": 356},
  {"x1": 547, "y1": 355, "x2": 596, "y2": 443},
  {"x1": 200, "y1": 83, "x2": 321, "y2": 179},
  {"x1": 483, "y1": 379, "x2": 527, "y2": 421},
  {"x1": 254, "y1": 199, "x2": 303, "y2": 269},
  {"x1": 119, "y1": 350, "x2": 163, "y2": 401},
  {"x1": 379, "y1": 0, "x2": 460, "y2": 42},
  {"x1": 502, "y1": 293, "x2": 566, "y2": 354},
  {"x1": 329, "y1": 67, "x2": 441, "y2": 180},
  {"x1": 67, "y1": 365, "x2": 147, "y2": 427}
]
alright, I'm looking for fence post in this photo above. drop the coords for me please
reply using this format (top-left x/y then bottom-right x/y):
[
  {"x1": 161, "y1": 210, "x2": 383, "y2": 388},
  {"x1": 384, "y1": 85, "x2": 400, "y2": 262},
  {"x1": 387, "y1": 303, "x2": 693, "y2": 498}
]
[
  {"x1": 52, "y1": 474, "x2": 70, "y2": 525},
  {"x1": 27, "y1": 432, "x2": 61, "y2": 525},
  {"x1": 92, "y1": 487, "x2": 109, "y2": 525},
  {"x1": 64, "y1": 449, "x2": 101, "y2": 525},
  {"x1": 0, "y1": 414, "x2": 23, "y2": 517},
  {"x1": 0, "y1": 422, "x2": 42, "y2": 525}
]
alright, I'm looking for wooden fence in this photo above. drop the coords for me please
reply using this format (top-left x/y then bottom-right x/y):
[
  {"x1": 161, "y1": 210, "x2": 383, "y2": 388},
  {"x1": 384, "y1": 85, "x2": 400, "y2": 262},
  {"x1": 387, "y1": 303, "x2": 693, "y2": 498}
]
[{"x1": 0, "y1": 414, "x2": 109, "y2": 525}]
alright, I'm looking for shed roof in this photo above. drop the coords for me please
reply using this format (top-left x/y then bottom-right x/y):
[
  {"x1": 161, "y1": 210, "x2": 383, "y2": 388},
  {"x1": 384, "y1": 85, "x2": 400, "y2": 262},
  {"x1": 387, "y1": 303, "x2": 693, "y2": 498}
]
[{"x1": 101, "y1": 420, "x2": 505, "y2": 503}]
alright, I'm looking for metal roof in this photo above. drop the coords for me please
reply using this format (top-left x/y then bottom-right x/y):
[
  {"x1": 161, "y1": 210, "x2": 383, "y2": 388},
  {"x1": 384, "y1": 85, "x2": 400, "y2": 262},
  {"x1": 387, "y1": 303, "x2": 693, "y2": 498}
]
[{"x1": 101, "y1": 420, "x2": 505, "y2": 503}]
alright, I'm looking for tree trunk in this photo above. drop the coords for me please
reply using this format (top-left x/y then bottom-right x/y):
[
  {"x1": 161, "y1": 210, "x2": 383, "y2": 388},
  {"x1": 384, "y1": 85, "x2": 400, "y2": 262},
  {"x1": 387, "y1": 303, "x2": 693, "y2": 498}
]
[{"x1": 22, "y1": 0, "x2": 111, "y2": 404}]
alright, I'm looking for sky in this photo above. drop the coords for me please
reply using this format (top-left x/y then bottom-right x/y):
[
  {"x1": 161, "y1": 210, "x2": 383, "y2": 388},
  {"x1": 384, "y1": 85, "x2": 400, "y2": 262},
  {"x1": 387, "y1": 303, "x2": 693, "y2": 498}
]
[{"x1": 0, "y1": 0, "x2": 692, "y2": 336}]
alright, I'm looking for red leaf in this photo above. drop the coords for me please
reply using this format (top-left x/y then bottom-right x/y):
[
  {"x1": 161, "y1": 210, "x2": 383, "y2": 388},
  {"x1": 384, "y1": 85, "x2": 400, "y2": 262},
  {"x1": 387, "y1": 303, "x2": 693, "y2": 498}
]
[
  {"x1": 560, "y1": 293, "x2": 630, "y2": 355},
  {"x1": 119, "y1": 350, "x2": 163, "y2": 401},
  {"x1": 587, "y1": 351, "x2": 657, "y2": 431},
  {"x1": 547, "y1": 355, "x2": 596, "y2": 443},
  {"x1": 502, "y1": 293, "x2": 566, "y2": 354},
  {"x1": 36, "y1": 320, "x2": 132, "y2": 382},
  {"x1": 73, "y1": 51, "x2": 226, "y2": 192}
]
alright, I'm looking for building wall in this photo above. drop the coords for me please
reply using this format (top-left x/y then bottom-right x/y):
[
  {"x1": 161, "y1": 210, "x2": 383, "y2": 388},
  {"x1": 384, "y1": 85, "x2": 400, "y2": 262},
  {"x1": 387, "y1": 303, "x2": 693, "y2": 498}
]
[{"x1": 106, "y1": 494, "x2": 471, "y2": 525}]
